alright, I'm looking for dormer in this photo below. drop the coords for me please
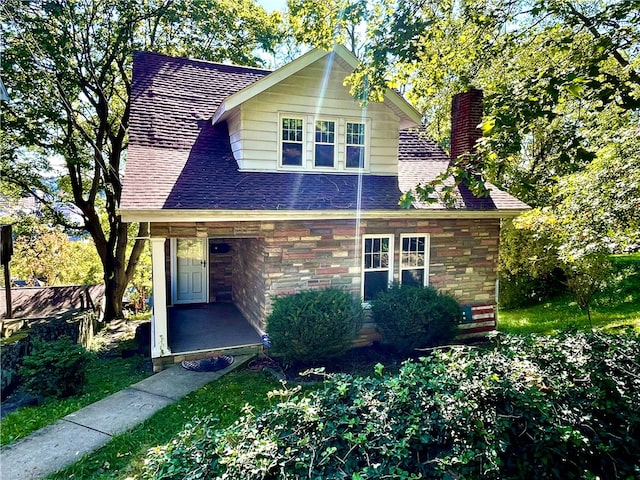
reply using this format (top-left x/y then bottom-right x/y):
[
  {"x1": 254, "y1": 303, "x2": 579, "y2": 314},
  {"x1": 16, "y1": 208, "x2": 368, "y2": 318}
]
[{"x1": 211, "y1": 45, "x2": 422, "y2": 175}]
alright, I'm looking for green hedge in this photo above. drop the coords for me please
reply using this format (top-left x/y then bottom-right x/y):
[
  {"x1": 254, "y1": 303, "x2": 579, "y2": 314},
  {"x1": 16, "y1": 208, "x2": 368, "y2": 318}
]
[
  {"x1": 266, "y1": 288, "x2": 363, "y2": 366},
  {"x1": 371, "y1": 284, "x2": 461, "y2": 353},
  {"x1": 143, "y1": 331, "x2": 640, "y2": 479}
]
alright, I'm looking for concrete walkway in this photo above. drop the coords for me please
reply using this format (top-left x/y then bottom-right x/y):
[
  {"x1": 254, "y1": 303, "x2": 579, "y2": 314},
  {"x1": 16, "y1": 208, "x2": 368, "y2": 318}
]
[{"x1": 0, "y1": 355, "x2": 252, "y2": 480}]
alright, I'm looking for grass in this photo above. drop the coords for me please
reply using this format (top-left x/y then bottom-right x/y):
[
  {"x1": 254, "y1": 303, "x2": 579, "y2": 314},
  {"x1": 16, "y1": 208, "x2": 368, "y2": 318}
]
[
  {"x1": 1, "y1": 352, "x2": 151, "y2": 446},
  {"x1": 499, "y1": 253, "x2": 640, "y2": 335},
  {"x1": 1, "y1": 315, "x2": 152, "y2": 446},
  {"x1": 45, "y1": 369, "x2": 282, "y2": 480},
  {"x1": 498, "y1": 294, "x2": 640, "y2": 335}
]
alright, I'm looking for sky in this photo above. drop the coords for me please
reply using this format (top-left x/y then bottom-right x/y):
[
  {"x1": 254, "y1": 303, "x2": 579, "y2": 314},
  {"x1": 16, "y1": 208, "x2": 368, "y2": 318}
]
[{"x1": 256, "y1": 0, "x2": 287, "y2": 12}]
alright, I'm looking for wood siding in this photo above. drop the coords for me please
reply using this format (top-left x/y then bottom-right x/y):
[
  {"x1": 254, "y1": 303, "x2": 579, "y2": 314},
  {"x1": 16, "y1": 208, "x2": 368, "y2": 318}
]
[{"x1": 229, "y1": 55, "x2": 402, "y2": 175}]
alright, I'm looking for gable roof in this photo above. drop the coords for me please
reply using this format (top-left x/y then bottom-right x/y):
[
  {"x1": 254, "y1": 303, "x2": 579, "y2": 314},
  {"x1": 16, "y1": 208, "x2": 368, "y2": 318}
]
[
  {"x1": 120, "y1": 51, "x2": 528, "y2": 222},
  {"x1": 210, "y1": 45, "x2": 423, "y2": 129}
]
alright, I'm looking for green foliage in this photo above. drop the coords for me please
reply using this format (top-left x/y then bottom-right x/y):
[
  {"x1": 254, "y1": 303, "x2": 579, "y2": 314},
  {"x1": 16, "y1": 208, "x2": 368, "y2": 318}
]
[
  {"x1": 140, "y1": 332, "x2": 640, "y2": 479},
  {"x1": 0, "y1": 0, "x2": 283, "y2": 320},
  {"x1": 266, "y1": 288, "x2": 363, "y2": 366},
  {"x1": 50, "y1": 370, "x2": 280, "y2": 480},
  {"x1": 19, "y1": 336, "x2": 92, "y2": 399},
  {"x1": 371, "y1": 284, "x2": 460, "y2": 353},
  {"x1": 1, "y1": 352, "x2": 150, "y2": 446},
  {"x1": 499, "y1": 255, "x2": 640, "y2": 335},
  {"x1": 8, "y1": 225, "x2": 102, "y2": 286}
]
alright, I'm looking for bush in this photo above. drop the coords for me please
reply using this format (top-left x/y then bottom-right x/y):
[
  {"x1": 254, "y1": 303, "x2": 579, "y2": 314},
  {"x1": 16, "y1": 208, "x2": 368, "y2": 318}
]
[
  {"x1": 19, "y1": 336, "x2": 91, "y2": 398},
  {"x1": 499, "y1": 270, "x2": 566, "y2": 309},
  {"x1": 143, "y1": 331, "x2": 640, "y2": 480},
  {"x1": 371, "y1": 284, "x2": 460, "y2": 353},
  {"x1": 266, "y1": 288, "x2": 363, "y2": 366}
]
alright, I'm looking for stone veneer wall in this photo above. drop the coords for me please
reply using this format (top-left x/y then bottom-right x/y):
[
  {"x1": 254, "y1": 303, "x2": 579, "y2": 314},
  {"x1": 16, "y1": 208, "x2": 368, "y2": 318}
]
[
  {"x1": 232, "y1": 237, "x2": 267, "y2": 331},
  {"x1": 152, "y1": 217, "x2": 500, "y2": 339},
  {"x1": 209, "y1": 239, "x2": 235, "y2": 302}
]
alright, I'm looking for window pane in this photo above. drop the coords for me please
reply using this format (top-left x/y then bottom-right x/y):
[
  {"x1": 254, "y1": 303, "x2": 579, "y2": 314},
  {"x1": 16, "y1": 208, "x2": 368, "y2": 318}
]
[
  {"x1": 315, "y1": 144, "x2": 334, "y2": 167},
  {"x1": 364, "y1": 271, "x2": 389, "y2": 301},
  {"x1": 346, "y1": 145, "x2": 364, "y2": 168},
  {"x1": 364, "y1": 238, "x2": 373, "y2": 254},
  {"x1": 346, "y1": 122, "x2": 365, "y2": 145},
  {"x1": 282, "y1": 118, "x2": 303, "y2": 142},
  {"x1": 282, "y1": 142, "x2": 302, "y2": 165},
  {"x1": 402, "y1": 269, "x2": 424, "y2": 287},
  {"x1": 315, "y1": 120, "x2": 335, "y2": 143}
]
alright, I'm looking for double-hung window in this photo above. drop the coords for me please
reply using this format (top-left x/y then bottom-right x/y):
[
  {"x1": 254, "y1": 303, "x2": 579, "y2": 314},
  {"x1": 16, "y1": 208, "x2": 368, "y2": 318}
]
[
  {"x1": 400, "y1": 234, "x2": 429, "y2": 287},
  {"x1": 281, "y1": 117, "x2": 303, "y2": 166},
  {"x1": 362, "y1": 235, "x2": 394, "y2": 302},
  {"x1": 314, "y1": 120, "x2": 335, "y2": 167},
  {"x1": 346, "y1": 122, "x2": 365, "y2": 168}
]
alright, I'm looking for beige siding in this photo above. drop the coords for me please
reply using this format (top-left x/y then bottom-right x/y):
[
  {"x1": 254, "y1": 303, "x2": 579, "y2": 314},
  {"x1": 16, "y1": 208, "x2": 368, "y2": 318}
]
[{"x1": 228, "y1": 55, "x2": 402, "y2": 175}]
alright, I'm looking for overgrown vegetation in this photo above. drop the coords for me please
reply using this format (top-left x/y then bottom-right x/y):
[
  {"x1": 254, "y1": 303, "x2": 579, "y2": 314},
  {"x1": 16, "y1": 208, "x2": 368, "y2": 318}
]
[
  {"x1": 1, "y1": 320, "x2": 152, "y2": 446},
  {"x1": 19, "y1": 336, "x2": 91, "y2": 398},
  {"x1": 266, "y1": 288, "x2": 363, "y2": 366},
  {"x1": 499, "y1": 253, "x2": 640, "y2": 334},
  {"x1": 371, "y1": 284, "x2": 461, "y2": 353},
  {"x1": 142, "y1": 332, "x2": 640, "y2": 479}
]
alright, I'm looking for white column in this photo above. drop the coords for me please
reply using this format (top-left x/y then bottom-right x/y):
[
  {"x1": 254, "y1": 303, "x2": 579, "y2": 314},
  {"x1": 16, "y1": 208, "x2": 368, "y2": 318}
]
[{"x1": 150, "y1": 237, "x2": 170, "y2": 358}]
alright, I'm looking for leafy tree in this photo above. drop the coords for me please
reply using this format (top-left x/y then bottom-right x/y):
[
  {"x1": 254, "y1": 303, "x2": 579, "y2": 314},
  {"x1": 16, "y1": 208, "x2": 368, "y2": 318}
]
[
  {"x1": 1, "y1": 0, "x2": 283, "y2": 320},
  {"x1": 287, "y1": 0, "x2": 370, "y2": 55}
]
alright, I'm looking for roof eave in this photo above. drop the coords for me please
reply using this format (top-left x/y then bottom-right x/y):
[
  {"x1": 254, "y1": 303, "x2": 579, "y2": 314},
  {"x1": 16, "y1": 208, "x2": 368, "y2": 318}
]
[{"x1": 120, "y1": 208, "x2": 528, "y2": 224}]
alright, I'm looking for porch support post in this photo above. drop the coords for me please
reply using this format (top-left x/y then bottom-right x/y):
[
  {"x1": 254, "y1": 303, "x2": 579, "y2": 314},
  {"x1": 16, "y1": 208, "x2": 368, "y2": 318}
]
[{"x1": 150, "y1": 237, "x2": 171, "y2": 358}]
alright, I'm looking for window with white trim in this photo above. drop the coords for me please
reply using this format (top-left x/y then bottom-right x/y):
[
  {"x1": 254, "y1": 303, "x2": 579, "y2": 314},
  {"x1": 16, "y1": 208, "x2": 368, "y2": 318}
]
[
  {"x1": 314, "y1": 120, "x2": 335, "y2": 167},
  {"x1": 362, "y1": 235, "x2": 394, "y2": 302},
  {"x1": 400, "y1": 234, "x2": 429, "y2": 287},
  {"x1": 281, "y1": 117, "x2": 303, "y2": 166},
  {"x1": 346, "y1": 121, "x2": 365, "y2": 168}
]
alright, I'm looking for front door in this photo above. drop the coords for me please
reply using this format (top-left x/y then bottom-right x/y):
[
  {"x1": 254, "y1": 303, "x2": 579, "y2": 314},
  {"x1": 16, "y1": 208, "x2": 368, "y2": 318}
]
[{"x1": 173, "y1": 239, "x2": 208, "y2": 304}]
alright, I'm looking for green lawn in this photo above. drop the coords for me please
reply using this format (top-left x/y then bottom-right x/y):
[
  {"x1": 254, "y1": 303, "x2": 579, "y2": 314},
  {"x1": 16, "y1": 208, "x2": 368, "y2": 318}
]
[
  {"x1": 45, "y1": 369, "x2": 282, "y2": 480},
  {"x1": 498, "y1": 294, "x2": 640, "y2": 335},
  {"x1": 498, "y1": 253, "x2": 640, "y2": 335}
]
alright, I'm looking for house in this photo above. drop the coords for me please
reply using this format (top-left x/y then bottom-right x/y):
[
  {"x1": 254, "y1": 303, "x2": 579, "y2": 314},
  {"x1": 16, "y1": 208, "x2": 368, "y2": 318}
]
[{"x1": 120, "y1": 46, "x2": 528, "y2": 371}]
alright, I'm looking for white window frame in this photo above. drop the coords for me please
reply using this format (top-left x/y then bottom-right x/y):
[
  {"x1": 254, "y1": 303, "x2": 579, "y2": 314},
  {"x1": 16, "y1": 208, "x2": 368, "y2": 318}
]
[
  {"x1": 345, "y1": 120, "x2": 367, "y2": 169},
  {"x1": 399, "y1": 234, "x2": 430, "y2": 287},
  {"x1": 361, "y1": 234, "x2": 394, "y2": 303},
  {"x1": 279, "y1": 115, "x2": 305, "y2": 168},
  {"x1": 313, "y1": 118, "x2": 337, "y2": 169}
]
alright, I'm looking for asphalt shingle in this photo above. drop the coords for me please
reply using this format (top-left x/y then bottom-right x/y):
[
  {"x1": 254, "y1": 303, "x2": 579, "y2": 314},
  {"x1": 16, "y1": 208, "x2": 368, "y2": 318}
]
[{"x1": 121, "y1": 52, "x2": 528, "y2": 213}]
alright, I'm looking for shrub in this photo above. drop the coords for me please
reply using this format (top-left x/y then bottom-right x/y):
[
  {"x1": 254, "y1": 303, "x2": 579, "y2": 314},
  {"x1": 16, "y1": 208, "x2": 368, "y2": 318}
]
[
  {"x1": 371, "y1": 284, "x2": 460, "y2": 353},
  {"x1": 498, "y1": 270, "x2": 566, "y2": 309},
  {"x1": 143, "y1": 331, "x2": 640, "y2": 480},
  {"x1": 266, "y1": 288, "x2": 363, "y2": 366},
  {"x1": 19, "y1": 336, "x2": 91, "y2": 398}
]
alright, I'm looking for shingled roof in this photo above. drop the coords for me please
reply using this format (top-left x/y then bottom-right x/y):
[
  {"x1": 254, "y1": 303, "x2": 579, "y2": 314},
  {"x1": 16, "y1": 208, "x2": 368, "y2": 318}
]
[{"x1": 120, "y1": 51, "x2": 528, "y2": 218}]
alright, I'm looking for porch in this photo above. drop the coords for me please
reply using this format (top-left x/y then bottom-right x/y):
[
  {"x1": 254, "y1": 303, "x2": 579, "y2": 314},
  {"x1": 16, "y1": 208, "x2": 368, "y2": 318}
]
[{"x1": 168, "y1": 303, "x2": 263, "y2": 354}]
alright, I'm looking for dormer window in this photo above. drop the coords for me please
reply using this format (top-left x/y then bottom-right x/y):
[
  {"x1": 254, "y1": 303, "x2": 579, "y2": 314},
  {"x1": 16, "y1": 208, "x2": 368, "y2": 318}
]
[
  {"x1": 281, "y1": 117, "x2": 303, "y2": 166},
  {"x1": 346, "y1": 122, "x2": 365, "y2": 168},
  {"x1": 278, "y1": 114, "x2": 370, "y2": 171},
  {"x1": 314, "y1": 120, "x2": 335, "y2": 168}
]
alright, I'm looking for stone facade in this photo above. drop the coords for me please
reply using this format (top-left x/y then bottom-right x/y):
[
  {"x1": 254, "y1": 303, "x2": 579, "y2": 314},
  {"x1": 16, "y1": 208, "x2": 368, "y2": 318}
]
[{"x1": 152, "y1": 217, "x2": 500, "y2": 332}]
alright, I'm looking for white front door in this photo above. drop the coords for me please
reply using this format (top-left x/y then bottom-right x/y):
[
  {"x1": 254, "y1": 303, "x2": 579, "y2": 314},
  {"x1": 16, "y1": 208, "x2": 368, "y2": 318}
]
[{"x1": 173, "y1": 239, "x2": 208, "y2": 304}]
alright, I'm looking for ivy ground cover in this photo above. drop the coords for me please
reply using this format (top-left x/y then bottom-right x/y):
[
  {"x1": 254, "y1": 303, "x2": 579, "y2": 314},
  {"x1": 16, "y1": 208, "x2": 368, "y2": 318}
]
[{"x1": 143, "y1": 331, "x2": 640, "y2": 479}]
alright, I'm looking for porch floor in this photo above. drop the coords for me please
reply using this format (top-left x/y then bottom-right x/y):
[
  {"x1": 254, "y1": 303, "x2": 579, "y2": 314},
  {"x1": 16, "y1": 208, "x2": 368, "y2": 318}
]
[{"x1": 168, "y1": 303, "x2": 262, "y2": 354}]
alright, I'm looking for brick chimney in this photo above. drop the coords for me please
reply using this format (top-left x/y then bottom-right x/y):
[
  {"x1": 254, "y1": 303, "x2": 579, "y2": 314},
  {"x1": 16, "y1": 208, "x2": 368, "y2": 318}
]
[{"x1": 450, "y1": 88, "x2": 483, "y2": 169}]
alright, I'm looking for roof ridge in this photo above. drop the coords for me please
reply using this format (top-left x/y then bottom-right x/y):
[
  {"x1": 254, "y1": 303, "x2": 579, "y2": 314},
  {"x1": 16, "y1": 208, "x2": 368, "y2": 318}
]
[{"x1": 132, "y1": 50, "x2": 273, "y2": 74}]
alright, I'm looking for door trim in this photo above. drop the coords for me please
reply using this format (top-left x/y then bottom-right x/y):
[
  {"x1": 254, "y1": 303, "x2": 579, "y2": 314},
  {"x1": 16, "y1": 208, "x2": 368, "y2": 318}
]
[{"x1": 170, "y1": 238, "x2": 209, "y2": 304}]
